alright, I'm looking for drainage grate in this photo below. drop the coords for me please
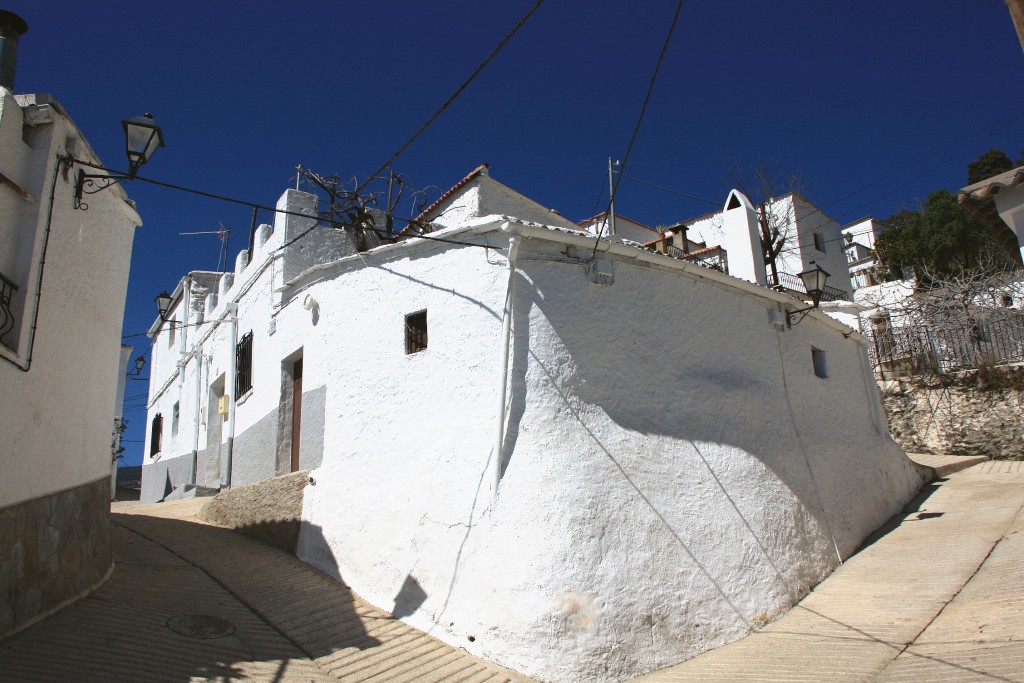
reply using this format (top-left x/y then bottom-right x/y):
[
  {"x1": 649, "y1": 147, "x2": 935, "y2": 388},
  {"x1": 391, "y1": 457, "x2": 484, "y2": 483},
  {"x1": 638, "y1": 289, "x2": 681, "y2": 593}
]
[{"x1": 167, "y1": 614, "x2": 237, "y2": 639}]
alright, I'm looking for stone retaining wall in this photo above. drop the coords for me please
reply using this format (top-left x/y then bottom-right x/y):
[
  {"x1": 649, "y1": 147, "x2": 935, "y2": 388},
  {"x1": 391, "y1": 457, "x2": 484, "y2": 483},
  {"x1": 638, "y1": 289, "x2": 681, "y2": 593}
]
[
  {"x1": 882, "y1": 365, "x2": 1024, "y2": 459},
  {"x1": 198, "y1": 470, "x2": 308, "y2": 552},
  {"x1": 0, "y1": 477, "x2": 112, "y2": 639}
]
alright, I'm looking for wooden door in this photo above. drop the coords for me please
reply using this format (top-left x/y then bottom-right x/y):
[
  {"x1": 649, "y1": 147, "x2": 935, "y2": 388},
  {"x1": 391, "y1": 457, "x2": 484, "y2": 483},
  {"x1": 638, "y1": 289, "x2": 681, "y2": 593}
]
[{"x1": 290, "y1": 358, "x2": 303, "y2": 472}]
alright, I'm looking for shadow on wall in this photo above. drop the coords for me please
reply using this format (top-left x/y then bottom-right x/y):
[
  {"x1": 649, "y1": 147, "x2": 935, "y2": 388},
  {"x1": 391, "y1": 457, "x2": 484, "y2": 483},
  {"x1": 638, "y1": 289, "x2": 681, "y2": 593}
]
[
  {"x1": 492, "y1": 260, "x2": 923, "y2": 626},
  {"x1": 0, "y1": 513, "x2": 384, "y2": 682}
]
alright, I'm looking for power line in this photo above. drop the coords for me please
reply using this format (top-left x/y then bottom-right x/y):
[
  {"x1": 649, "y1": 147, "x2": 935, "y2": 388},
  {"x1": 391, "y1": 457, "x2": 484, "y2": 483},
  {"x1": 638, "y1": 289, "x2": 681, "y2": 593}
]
[
  {"x1": 618, "y1": 173, "x2": 719, "y2": 206},
  {"x1": 593, "y1": 0, "x2": 686, "y2": 251},
  {"x1": 357, "y1": 0, "x2": 546, "y2": 194},
  {"x1": 73, "y1": 159, "x2": 501, "y2": 257}
]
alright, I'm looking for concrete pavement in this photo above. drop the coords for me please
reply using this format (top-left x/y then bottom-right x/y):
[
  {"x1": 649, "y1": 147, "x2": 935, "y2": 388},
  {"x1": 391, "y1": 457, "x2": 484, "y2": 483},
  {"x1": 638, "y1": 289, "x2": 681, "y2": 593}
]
[
  {"x1": 2, "y1": 455, "x2": 1022, "y2": 682},
  {"x1": 0, "y1": 497, "x2": 529, "y2": 683},
  {"x1": 632, "y1": 459, "x2": 1024, "y2": 682}
]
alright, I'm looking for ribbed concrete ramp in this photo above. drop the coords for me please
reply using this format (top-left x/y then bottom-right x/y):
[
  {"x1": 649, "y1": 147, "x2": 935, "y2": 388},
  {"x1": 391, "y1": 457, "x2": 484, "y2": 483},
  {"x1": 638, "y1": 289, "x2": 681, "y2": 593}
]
[
  {"x1": 0, "y1": 499, "x2": 531, "y2": 683},
  {"x1": 632, "y1": 463, "x2": 1024, "y2": 682}
]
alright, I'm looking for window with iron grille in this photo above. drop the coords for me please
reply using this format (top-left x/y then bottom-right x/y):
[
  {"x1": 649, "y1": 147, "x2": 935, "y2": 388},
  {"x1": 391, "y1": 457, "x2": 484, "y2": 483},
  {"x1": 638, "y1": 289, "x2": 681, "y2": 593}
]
[
  {"x1": 236, "y1": 331, "x2": 254, "y2": 396},
  {"x1": 150, "y1": 413, "x2": 163, "y2": 456},
  {"x1": 405, "y1": 310, "x2": 427, "y2": 354}
]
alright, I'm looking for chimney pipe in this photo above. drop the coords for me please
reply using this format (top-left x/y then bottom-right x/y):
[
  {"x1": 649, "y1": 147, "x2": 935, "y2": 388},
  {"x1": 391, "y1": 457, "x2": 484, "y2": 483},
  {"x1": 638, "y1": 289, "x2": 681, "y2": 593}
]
[{"x1": 0, "y1": 11, "x2": 28, "y2": 92}]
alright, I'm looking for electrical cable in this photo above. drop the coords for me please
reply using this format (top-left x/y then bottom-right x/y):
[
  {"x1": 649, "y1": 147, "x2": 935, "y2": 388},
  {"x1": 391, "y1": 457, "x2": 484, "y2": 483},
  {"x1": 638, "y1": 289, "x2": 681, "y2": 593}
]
[
  {"x1": 618, "y1": 172, "x2": 719, "y2": 206},
  {"x1": 357, "y1": 0, "x2": 546, "y2": 195},
  {"x1": 593, "y1": 0, "x2": 686, "y2": 255},
  {"x1": 71, "y1": 158, "x2": 500, "y2": 254}
]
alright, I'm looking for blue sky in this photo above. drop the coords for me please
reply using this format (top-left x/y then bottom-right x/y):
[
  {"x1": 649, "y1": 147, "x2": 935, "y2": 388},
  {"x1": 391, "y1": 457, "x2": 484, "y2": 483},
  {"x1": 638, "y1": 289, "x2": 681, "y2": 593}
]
[{"x1": 7, "y1": 1, "x2": 1023, "y2": 466}]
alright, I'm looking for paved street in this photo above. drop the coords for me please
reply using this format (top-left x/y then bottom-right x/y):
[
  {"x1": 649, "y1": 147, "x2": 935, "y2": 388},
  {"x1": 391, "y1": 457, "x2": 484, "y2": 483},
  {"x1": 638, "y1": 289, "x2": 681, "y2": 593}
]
[
  {"x1": 1, "y1": 456, "x2": 1022, "y2": 682},
  {"x1": 0, "y1": 498, "x2": 529, "y2": 683},
  {"x1": 633, "y1": 460, "x2": 1024, "y2": 682}
]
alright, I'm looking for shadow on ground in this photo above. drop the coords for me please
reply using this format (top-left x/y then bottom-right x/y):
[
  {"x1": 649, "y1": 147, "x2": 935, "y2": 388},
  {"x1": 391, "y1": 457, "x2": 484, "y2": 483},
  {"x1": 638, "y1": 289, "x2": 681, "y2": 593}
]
[{"x1": 0, "y1": 510, "x2": 384, "y2": 682}]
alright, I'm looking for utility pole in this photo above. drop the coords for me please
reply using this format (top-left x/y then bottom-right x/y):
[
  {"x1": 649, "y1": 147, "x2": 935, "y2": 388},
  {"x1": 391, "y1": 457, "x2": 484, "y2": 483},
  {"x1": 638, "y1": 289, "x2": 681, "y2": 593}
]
[{"x1": 608, "y1": 157, "x2": 619, "y2": 237}]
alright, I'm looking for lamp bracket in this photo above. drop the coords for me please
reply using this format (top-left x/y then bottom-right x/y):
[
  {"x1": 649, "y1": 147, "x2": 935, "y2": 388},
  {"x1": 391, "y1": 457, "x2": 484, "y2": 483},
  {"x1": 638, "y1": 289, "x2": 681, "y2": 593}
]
[
  {"x1": 786, "y1": 305, "x2": 816, "y2": 329},
  {"x1": 73, "y1": 167, "x2": 132, "y2": 211}
]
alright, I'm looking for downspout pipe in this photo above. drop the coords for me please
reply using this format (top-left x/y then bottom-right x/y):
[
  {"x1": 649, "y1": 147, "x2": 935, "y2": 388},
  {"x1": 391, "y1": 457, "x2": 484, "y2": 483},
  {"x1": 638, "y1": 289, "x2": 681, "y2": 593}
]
[
  {"x1": 224, "y1": 302, "x2": 239, "y2": 488},
  {"x1": 494, "y1": 222, "x2": 520, "y2": 497},
  {"x1": 188, "y1": 346, "x2": 204, "y2": 487}
]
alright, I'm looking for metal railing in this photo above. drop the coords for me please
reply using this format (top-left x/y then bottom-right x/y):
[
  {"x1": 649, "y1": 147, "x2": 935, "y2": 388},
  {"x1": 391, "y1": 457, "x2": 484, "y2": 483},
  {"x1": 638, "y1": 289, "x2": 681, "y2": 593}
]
[
  {"x1": 771, "y1": 271, "x2": 850, "y2": 302},
  {"x1": 665, "y1": 245, "x2": 728, "y2": 273},
  {"x1": 863, "y1": 317, "x2": 1024, "y2": 377},
  {"x1": 0, "y1": 270, "x2": 18, "y2": 347}
]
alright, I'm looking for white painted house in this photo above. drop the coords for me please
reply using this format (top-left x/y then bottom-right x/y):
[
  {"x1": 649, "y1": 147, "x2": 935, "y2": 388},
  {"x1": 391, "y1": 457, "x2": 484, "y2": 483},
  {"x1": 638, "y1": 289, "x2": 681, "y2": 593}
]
[
  {"x1": 0, "y1": 12, "x2": 142, "y2": 639},
  {"x1": 842, "y1": 217, "x2": 888, "y2": 291},
  {"x1": 143, "y1": 165, "x2": 921, "y2": 680},
  {"x1": 683, "y1": 191, "x2": 853, "y2": 301}
]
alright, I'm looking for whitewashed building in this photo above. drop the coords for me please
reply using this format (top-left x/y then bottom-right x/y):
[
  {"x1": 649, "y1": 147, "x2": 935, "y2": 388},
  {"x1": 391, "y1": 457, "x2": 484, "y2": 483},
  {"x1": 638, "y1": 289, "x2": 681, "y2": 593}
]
[
  {"x1": 841, "y1": 217, "x2": 889, "y2": 291},
  {"x1": 143, "y1": 166, "x2": 921, "y2": 680},
  {"x1": 681, "y1": 191, "x2": 853, "y2": 301},
  {"x1": 0, "y1": 12, "x2": 142, "y2": 638}
]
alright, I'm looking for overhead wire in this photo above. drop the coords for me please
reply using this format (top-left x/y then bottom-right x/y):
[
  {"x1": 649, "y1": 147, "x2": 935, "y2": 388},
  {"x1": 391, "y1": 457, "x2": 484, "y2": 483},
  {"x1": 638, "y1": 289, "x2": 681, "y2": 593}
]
[
  {"x1": 356, "y1": 0, "x2": 546, "y2": 195},
  {"x1": 72, "y1": 158, "x2": 501, "y2": 256},
  {"x1": 592, "y1": 0, "x2": 686, "y2": 256}
]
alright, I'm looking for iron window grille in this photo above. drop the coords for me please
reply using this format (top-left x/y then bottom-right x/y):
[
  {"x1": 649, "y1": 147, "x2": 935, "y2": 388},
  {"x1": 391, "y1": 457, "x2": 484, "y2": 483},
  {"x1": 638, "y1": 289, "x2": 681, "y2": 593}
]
[
  {"x1": 405, "y1": 311, "x2": 427, "y2": 354},
  {"x1": 236, "y1": 331, "x2": 254, "y2": 396}
]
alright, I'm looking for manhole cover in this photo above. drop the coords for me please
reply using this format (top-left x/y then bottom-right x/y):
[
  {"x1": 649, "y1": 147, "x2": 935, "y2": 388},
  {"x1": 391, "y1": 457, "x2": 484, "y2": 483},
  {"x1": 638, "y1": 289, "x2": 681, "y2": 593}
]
[{"x1": 167, "y1": 614, "x2": 237, "y2": 639}]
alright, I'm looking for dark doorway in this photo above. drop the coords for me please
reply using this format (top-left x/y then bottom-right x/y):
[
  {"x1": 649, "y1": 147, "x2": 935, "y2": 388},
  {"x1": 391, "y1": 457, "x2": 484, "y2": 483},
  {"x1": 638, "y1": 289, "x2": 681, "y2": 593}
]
[{"x1": 290, "y1": 358, "x2": 303, "y2": 472}]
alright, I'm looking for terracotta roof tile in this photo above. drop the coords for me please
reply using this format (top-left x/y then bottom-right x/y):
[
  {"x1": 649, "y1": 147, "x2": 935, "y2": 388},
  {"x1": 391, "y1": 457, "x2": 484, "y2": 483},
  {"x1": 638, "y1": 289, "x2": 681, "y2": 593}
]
[{"x1": 401, "y1": 163, "x2": 490, "y2": 233}]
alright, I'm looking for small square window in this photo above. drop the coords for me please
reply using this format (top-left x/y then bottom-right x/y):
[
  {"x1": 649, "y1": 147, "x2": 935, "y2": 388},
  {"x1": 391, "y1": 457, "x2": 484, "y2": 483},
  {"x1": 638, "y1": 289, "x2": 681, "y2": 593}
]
[
  {"x1": 1003, "y1": 294, "x2": 1014, "y2": 307},
  {"x1": 405, "y1": 310, "x2": 427, "y2": 354},
  {"x1": 811, "y1": 347, "x2": 828, "y2": 378},
  {"x1": 812, "y1": 232, "x2": 826, "y2": 253}
]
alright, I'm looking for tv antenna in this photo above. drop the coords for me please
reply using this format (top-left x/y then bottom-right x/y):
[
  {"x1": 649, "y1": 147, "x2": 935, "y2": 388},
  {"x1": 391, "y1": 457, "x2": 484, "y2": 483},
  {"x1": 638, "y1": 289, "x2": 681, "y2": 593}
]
[{"x1": 179, "y1": 223, "x2": 231, "y2": 271}]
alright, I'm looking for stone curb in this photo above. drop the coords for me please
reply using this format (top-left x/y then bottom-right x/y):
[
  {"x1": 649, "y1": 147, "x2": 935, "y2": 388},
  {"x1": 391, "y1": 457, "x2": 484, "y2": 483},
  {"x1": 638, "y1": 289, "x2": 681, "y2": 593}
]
[{"x1": 907, "y1": 453, "x2": 990, "y2": 482}]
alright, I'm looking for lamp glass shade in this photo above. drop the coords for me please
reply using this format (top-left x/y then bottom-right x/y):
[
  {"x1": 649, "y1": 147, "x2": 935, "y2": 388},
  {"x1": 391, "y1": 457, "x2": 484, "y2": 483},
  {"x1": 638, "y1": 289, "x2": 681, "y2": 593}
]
[
  {"x1": 155, "y1": 290, "x2": 173, "y2": 319},
  {"x1": 123, "y1": 114, "x2": 164, "y2": 171},
  {"x1": 798, "y1": 264, "x2": 830, "y2": 300}
]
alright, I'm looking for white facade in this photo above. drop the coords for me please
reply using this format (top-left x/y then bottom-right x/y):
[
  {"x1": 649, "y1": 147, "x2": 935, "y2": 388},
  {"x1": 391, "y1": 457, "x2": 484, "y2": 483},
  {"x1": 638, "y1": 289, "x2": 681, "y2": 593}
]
[
  {"x1": 0, "y1": 90, "x2": 140, "y2": 507},
  {"x1": 687, "y1": 191, "x2": 854, "y2": 300},
  {"x1": 842, "y1": 217, "x2": 887, "y2": 291},
  {"x1": 146, "y1": 170, "x2": 921, "y2": 680},
  {"x1": 0, "y1": 75, "x2": 141, "y2": 638},
  {"x1": 578, "y1": 211, "x2": 660, "y2": 245}
]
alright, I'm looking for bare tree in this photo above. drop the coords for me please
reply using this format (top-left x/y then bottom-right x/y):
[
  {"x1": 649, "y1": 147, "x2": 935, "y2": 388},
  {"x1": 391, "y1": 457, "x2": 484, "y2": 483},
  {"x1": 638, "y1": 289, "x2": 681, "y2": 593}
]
[
  {"x1": 294, "y1": 165, "x2": 447, "y2": 244},
  {"x1": 728, "y1": 158, "x2": 808, "y2": 285},
  {"x1": 859, "y1": 258, "x2": 1024, "y2": 376}
]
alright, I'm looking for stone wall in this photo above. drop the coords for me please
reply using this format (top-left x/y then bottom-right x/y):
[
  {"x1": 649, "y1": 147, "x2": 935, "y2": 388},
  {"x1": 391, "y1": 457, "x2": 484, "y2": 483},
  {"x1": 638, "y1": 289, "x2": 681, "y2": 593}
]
[
  {"x1": 0, "y1": 477, "x2": 112, "y2": 639},
  {"x1": 882, "y1": 365, "x2": 1024, "y2": 458},
  {"x1": 198, "y1": 470, "x2": 308, "y2": 552}
]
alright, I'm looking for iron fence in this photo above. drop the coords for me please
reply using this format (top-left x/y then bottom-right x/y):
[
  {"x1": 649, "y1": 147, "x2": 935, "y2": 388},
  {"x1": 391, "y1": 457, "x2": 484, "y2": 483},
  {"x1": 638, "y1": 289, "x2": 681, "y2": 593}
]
[{"x1": 863, "y1": 317, "x2": 1024, "y2": 377}]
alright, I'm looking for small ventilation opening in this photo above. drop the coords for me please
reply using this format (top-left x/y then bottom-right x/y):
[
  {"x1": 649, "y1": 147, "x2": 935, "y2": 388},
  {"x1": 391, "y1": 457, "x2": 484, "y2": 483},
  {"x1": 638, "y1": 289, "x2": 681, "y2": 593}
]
[{"x1": 812, "y1": 347, "x2": 828, "y2": 378}]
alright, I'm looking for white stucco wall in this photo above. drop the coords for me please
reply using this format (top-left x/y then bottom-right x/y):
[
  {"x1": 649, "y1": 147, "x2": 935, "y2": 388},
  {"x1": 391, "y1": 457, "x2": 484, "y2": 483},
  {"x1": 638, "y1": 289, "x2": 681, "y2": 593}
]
[
  {"x1": 0, "y1": 91, "x2": 140, "y2": 507},
  {"x1": 142, "y1": 190, "x2": 339, "y2": 500},
  {"x1": 994, "y1": 182, "x2": 1024, "y2": 263},
  {"x1": 294, "y1": 220, "x2": 921, "y2": 682},
  {"x1": 779, "y1": 195, "x2": 852, "y2": 297}
]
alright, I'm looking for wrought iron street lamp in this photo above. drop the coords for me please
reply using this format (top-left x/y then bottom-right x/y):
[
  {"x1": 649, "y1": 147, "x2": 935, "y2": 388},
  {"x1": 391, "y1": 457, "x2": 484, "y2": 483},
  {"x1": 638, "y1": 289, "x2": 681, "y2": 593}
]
[
  {"x1": 155, "y1": 290, "x2": 173, "y2": 322},
  {"x1": 73, "y1": 113, "x2": 164, "y2": 210},
  {"x1": 787, "y1": 263, "x2": 830, "y2": 328}
]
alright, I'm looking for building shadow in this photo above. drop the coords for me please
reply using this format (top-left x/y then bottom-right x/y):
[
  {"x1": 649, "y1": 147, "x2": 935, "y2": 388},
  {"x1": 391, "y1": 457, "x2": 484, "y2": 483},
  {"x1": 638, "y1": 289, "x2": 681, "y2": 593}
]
[{"x1": 0, "y1": 511, "x2": 383, "y2": 682}]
